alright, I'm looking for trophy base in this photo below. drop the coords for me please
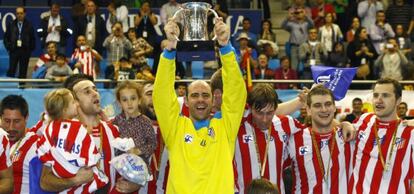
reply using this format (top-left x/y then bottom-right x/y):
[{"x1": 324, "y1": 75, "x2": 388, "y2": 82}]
[{"x1": 177, "y1": 41, "x2": 216, "y2": 62}]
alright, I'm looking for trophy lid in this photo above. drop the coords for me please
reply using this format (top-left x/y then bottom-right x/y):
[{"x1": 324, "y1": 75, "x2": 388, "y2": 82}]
[{"x1": 182, "y1": 2, "x2": 212, "y2": 9}]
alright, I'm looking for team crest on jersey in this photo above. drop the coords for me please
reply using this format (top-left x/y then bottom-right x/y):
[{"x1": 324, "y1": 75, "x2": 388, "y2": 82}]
[
  {"x1": 184, "y1": 134, "x2": 193, "y2": 143},
  {"x1": 208, "y1": 127, "x2": 215, "y2": 138},
  {"x1": 358, "y1": 131, "x2": 366, "y2": 140},
  {"x1": 11, "y1": 151, "x2": 20, "y2": 162},
  {"x1": 373, "y1": 136, "x2": 385, "y2": 145},
  {"x1": 299, "y1": 145, "x2": 310, "y2": 155},
  {"x1": 395, "y1": 137, "x2": 406, "y2": 150},
  {"x1": 320, "y1": 139, "x2": 330, "y2": 149},
  {"x1": 243, "y1": 134, "x2": 253, "y2": 143}
]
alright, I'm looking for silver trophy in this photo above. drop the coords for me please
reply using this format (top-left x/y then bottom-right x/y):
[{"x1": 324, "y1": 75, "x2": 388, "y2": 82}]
[{"x1": 172, "y1": 2, "x2": 219, "y2": 61}]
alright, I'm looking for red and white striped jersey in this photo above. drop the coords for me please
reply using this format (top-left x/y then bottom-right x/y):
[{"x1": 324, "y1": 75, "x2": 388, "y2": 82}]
[
  {"x1": 0, "y1": 128, "x2": 11, "y2": 170},
  {"x1": 11, "y1": 132, "x2": 38, "y2": 194},
  {"x1": 234, "y1": 110, "x2": 303, "y2": 193},
  {"x1": 71, "y1": 48, "x2": 97, "y2": 78},
  {"x1": 349, "y1": 113, "x2": 414, "y2": 194},
  {"x1": 288, "y1": 127, "x2": 354, "y2": 194},
  {"x1": 37, "y1": 119, "x2": 119, "y2": 193}
]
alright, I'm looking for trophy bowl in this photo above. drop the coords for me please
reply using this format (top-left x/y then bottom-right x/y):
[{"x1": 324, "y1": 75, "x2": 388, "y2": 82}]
[{"x1": 172, "y1": 2, "x2": 219, "y2": 62}]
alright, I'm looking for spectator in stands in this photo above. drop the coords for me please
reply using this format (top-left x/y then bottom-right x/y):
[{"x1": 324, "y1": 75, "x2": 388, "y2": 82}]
[
  {"x1": 259, "y1": 42, "x2": 279, "y2": 59},
  {"x1": 134, "y1": 1, "x2": 158, "y2": 48},
  {"x1": 45, "y1": 53, "x2": 73, "y2": 82},
  {"x1": 319, "y1": 13, "x2": 343, "y2": 54},
  {"x1": 386, "y1": 0, "x2": 412, "y2": 30},
  {"x1": 33, "y1": 41, "x2": 57, "y2": 79},
  {"x1": 395, "y1": 24, "x2": 412, "y2": 59},
  {"x1": 106, "y1": 0, "x2": 129, "y2": 33},
  {"x1": 274, "y1": 56, "x2": 298, "y2": 89},
  {"x1": 236, "y1": 32, "x2": 258, "y2": 72},
  {"x1": 299, "y1": 27, "x2": 328, "y2": 79},
  {"x1": 358, "y1": 0, "x2": 384, "y2": 28},
  {"x1": 257, "y1": 20, "x2": 279, "y2": 58},
  {"x1": 74, "y1": 0, "x2": 107, "y2": 55},
  {"x1": 347, "y1": 27, "x2": 377, "y2": 82},
  {"x1": 343, "y1": 97, "x2": 363, "y2": 122},
  {"x1": 328, "y1": 0, "x2": 348, "y2": 34},
  {"x1": 254, "y1": 54, "x2": 274, "y2": 79},
  {"x1": 38, "y1": 3, "x2": 71, "y2": 54},
  {"x1": 282, "y1": 8, "x2": 314, "y2": 72},
  {"x1": 232, "y1": 17, "x2": 258, "y2": 49},
  {"x1": 375, "y1": 38, "x2": 408, "y2": 81},
  {"x1": 297, "y1": 106, "x2": 309, "y2": 125},
  {"x1": 398, "y1": 102, "x2": 414, "y2": 119},
  {"x1": 346, "y1": 17, "x2": 360, "y2": 42},
  {"x1": 4, "y1": 6, "x2": 35, "y2": 79},
  {"x1": 103, "y1": 22, "x2": 132, "y2": 80},
  {"x1": 70, "y1": 35, "x2": 102, "y2": 78},
  {"x1": 258, "y1": 19, "x2": 276, "y2": 43},
  {"x1": 207, "y1": 0, "x2": 229, "y2": 32},
  {"x1": 160, "y1": 0, "x2": 181, "y2": 25},
  {"x1": 288, "y1": 0, "x2": 312, "y2": 18},
  {"x1": 368, "y1": 10, "x2": 395, "y2": 54},
  {"x1": 112, "y1": 57, "x2": 135, "y2": 81},
  {"x1": 328, "y1": 42, "x2": 348, "y2": 67},
  {"x1": 127, "y1": 28, "x2": 153, "y2": 73},
  {"x1": 311, "y1": 0, "x2": 336, "y2": 28}
]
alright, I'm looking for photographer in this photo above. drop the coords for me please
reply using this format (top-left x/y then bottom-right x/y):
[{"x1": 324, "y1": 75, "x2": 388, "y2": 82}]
[
  {"x1": 103, "y1": 22, "x2": 132, "y2": 87},
  {"x1": 375, "y1": 38, "x2": 408, "y2": 80},
  {"x1": 70, "y1": 35, "x2": 102, "y2": 78}
]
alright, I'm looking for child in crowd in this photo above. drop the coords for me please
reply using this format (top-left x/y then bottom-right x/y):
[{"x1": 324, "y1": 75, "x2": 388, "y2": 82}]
[
  {"x1": 246, "y1": 179, "x2": 279, "y2": 194},
  {"x1": 112, "y1": 80, "x2": 156, "y2": 165},
  {"x1": 45, "y1": 53, "x2": 73, "y2": 82},
  {"x1": 115, "y1": 57, "x2": 136, "y2": 81},
  {"x1": 37, "y1": 88, "x2": 107, "y2": 192}
]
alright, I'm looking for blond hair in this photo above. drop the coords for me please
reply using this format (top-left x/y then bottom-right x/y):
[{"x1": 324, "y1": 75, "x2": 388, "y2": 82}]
[{"x1": 44, "y1": 88, "x2": 73, "y2": 120}]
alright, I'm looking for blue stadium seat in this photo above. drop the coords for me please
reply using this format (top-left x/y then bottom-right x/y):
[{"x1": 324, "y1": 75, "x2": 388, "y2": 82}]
[
  {"x1": 0, "y1": 57, "x2": 9, "y2": 77},
  {"x1": 268, "y1": 59, "x2": 280, "y2": 71},
  {"x1": 147, "y1": 58, "x2": 154, "y2": 70},
  {"x1": 191, "y1": 61, "x2": 204, "y2": 79},
  {"x1": 99, "y1": 59, "x2": 108, "y2": 79}
]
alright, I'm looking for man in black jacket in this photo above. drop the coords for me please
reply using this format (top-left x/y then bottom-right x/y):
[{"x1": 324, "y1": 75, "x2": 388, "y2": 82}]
[
  {"x1": 37, "y1": 3, "x2": 71, "y2": 54},
  {"x1": 73, "y1": 0, "x2": 106, "y2": 54},
  {"x1": 3, "y1": 6, "x2": 36, "y2": 78}
]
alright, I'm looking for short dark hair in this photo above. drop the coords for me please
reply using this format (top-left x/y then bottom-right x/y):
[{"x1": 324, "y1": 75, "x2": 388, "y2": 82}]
[
  {"x1": 56, "y1": 53, "x2": 66, "y2": 60},
  {"x1": 63, "y1": 74, "x2": 94, "y2": 92},
  {"x1": 210, "y1": 68, "x2": 223, "y2": 93},
  {"x1": 375, "y1": 77, "x2": 402, "y2": 99},
  {"x1": 0, "y1": 95, "x2": 29, "y2": 118},
  {"x1": 352, "y1": 97, "x2": 362, "y2": 104},
  {"x1": 243, "y1": 17, "x2": 251, "y2": 23},
  {"x1": 247, "y1": 83, "x2": 279, "y2": 111},
  {"x1": 306, "y1": 85, "x2": 335, "y2": 107},
  {"x1": 400, "y1": 102, "x2": 408, "y2": 108}
]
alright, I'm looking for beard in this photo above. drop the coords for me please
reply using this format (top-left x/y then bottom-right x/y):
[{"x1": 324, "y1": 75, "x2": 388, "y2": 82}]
[{"x1": 141, "y1": 105, "x2": 156, "y2": 121}]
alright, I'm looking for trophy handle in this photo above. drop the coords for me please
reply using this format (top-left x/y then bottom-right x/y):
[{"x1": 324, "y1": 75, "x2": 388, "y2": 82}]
[
  {"x1": 171, "y1": 7, "x2": 185, "y2": 41},
  {"x1": 208, "y1": 8, "x2": 219, "y2": 41}
]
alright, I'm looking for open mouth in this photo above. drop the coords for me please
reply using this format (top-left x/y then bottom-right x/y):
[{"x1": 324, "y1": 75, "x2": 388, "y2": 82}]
[
  {"x1": 375, "y1": 104, "x2": 385, "y2": 111},
  {"x1": 318, "y1": 114, "x2": 330, "y2": 119},
  {"x1": 93, "y1": 99, "x2": 100, "y2": 105}
]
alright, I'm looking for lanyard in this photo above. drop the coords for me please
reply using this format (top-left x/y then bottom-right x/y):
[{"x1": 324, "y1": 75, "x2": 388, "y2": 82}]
[
  {"x1": 251, "y1": 124, "x2": 279, "y2": 193},
  {"x1": 373, "y1": 119, "x2": 400, "y2": 171},
  {"x1": 310, "y1": 127, "x2": 336, "y2": 183},
  {"x1": 10, "y1": 138, "x2": 23, "y2": 161},
  {"x1": 17, "y1": 22, "x2": 23, "y2": 40}
]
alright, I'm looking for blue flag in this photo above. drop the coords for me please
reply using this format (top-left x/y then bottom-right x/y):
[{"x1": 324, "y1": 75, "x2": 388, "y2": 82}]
[{"x1": 311, "y1": 66, "x2": 357, "y2": 100}]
